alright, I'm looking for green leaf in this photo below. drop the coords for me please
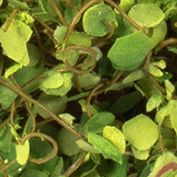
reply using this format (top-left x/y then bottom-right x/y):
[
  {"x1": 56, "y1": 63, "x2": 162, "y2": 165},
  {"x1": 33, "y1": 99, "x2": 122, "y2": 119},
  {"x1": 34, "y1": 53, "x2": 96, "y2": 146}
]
[
  {"x1": 0, "y1": 0, "x2": 3, "y2": 7},
  {"x1": 53, "y1": 26, "x2": 67, "y2": 45},
  {"x1": 109, "y1": 91, "x2": 141, "y2": 115},
  {"x1": 168, "y1": 46, "x2": 177, "y2": 54},
  {"x1": 151, "y1": 21, "x2": 167, "y2": 48},
  {"x1": 128, "y1": 3, "x2": 165, "y2": 28},
  {"x1": 165, "y1": 80, "x2": 175, "y2": 100},
  {"x1": 57, "y1": 128, "x2": 80, "y2": 156},
  {"x1": 59, "y1": 113, "x2": 75, "y2": 127},
  {"x1": 8, "y1": 0, "x2": 30, "y2": 10},
  {"x1": 54, "y1": 26, "x2": 91, "y2": 47},
  {"x1": 78, "y1": 73, "x2": 100, "y2": 88},
  {"x1": 131, "y1": 147, "x2": 150, "y2": 160},
  {"x1": 84, "y1": 112, "x2": 115, "y2": 133},
  {"x1": 148, "y1": 151, "x2": 177, "y2": 177},
  {"x1": 82, "y1": 2, "x2": 118, "y2": 37},
  {"x1": 137, "y1": 78, "x2": 163, "y2": 105},
  {"x1": 76, "y1": 139, "x2": 98, "y2": 153},
  {"x1": 35, "y1": 93, "x2": 66, "y2": 119},
  {"x1": 56, "y1": 49, "x2": 79, "y2": 66},
  {"x1": 68, "y1": 32, "x2": 92, "y2": 47},
  {"x1": 50, "y1": 157, "x2": 64, "y2": 177},
  {"x1": 40, "y1": 70, "x2": 73, "y2": 96},
  {"x1": 0, "y1": 85, "x2": 17, "y2": 109},
  {"x1": 123, "y1": 114, "x2": 159, "y2": 150},
  {"x1": 0, "y1": 125, "x2": 13, "y2": 154},
  {"x1": 107, "y1": 31, "x2": 152, "y2": 71},
  {"x1": 122, "y1": 70, "x2": 145, "y2": 84},
  {"x1": 87, "y1": 133, "x2": 122, "y2": 163},
  {"x1": 40, "y1": 71, "x2": 64, "y2": 89},
  {"x1": 103, "y1": 126, "x2": 126, "y2": 154},
  {"x1": 0, "y1": 20, "x2": 32, "y2": 66},
  {"x1": 16, "y1": 140, "x2": 30, "y2": 165},
  {"x1": 4, "y1": 64, "x2": 22, "y2": 78},
  {"x1": 71, "y1": 159, "x2": 98, "y2": 177},
  {"x1": 147, "y1": 64, "x2": 163, "y2": 77},
  {"x1": 19, "y1": 168, "x2": 48, "y2": 177},
  {"x1": 156, "y1": 100, "x2": 177, "y2": 134},
  {"x1": 98, "y1": 157, "x2": 128, "y2": 177},
  {"x1": 120, "y1": 0, "x2": 135, "y2": 11},
  {"x1": 152, "y1": 59, "x2": 166, "y2": 70},
  {"x1": 146, "y1": 93, "x2": 163, "y2": 112},
  {"x1": 27, "y1": 43, "x2": 41, "y2": 67}
]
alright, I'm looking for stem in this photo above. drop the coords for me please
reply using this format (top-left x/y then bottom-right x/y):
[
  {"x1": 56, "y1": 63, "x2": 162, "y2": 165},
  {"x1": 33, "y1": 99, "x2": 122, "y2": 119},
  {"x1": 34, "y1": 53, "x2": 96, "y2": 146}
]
[
  {"x1": 21, "y1": 132, "x2": 58, "y2": 164},
  {"x1": 0, "y1": 78, "x2": 82, "y2": 138},
  {"x1": 143, "y1": 51, "x2": 152, "y2": 69},
  {"x1": 2, "y1": 9, "x2": 18, "y2": 32},
  {"x1": 158, "y1": 126, "x2": 165, "y2": 153},
  {"x1": 64, "y1": 0, "x2": 142, "y2": 45},
  {"x1": 86, "y1": 83, "x2": 104, "y2": 117},
  {"x1": 104, "y1": 0, "x2": 142, "y2": 30},
  {"x1": 49, "y1": 0, "x2": 68, "y2": 25},
  {"x1": 64, "y1": 153, "x2": 86, "y2": 177},
  {"x1": 157, "y1": 38, "x2": 177, "y2": 51},
  {"x1": 63, "y1": 0, "x2": 102, "y2": 45},
  {"x1": 34, "y1": 17, "x2": 54, "y2": 33}
]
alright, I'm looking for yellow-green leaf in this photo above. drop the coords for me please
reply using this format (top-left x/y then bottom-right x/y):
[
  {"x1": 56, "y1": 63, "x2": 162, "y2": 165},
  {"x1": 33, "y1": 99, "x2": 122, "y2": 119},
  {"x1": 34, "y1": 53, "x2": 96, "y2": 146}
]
[
  {"x1": 103, "y1": 126, "x2": 126, "y2": 154},
  {"x1": 16, "y1": 140, "x2": 30, "y2": 165}
]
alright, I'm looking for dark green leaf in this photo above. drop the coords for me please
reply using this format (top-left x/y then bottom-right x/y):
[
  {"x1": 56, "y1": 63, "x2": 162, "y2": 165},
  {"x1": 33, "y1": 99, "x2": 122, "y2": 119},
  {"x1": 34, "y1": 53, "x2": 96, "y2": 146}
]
[
  {"x1": 57, "y1": 128, "x2": 80, "y2": 156},
  {"x1": 84, "y1": 112, "x2": 115, "y2": 133}
]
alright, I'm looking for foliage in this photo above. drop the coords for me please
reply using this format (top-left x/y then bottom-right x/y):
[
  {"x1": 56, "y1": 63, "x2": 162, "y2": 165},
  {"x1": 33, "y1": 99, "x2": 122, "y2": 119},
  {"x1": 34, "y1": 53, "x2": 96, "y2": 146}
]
[{"x1": 0, "y1": 0, "x2": 177, "y2": 176}]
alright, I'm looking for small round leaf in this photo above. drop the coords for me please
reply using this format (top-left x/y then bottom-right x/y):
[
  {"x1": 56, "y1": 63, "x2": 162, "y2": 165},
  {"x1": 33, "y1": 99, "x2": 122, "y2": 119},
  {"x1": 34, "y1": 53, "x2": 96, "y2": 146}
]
[
  {"x1": 123, "y1": 114, "x2": 159, "y2": 150},
  {"x1": 108, "y1": 31, "x2": 152, "y2": 71},
  {"x1": 82, "y1": 3, "x2": 118, "y2": 37},
  {"x1": 128, "y1": 3, "x2": 165, "y2": 28}
]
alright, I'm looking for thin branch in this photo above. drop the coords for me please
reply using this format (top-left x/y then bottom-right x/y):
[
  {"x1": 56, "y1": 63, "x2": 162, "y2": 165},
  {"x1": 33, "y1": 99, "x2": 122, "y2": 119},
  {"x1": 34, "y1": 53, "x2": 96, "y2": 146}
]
[
  {"x1": 21, "y1": 132, "x2": 58, "y2": 164},
  {"x1": 34, "y1": 16, "x2": 54, "y2": 33},
  {"x1": 104, "y1": 0, "x2": 142, "y2": 30},
  {"x1": 0, "y1": 78, "x2": 82, "y2": 138},
  {"x1": 157, "y1": 38, "x2": 177, "y2": 51},
  {"x1": 64, "y1": 153, "x2": 86, "y2": 177},
  {"x1": 64, "y1": 0, "x2": 142, "y2": 45},
  {"x1": 86, "y1": 83, "x2": 104, "y2": 117},
  {"x1": 63, "y1": 0, "x2": 102, "y2": 45},
  {"x1": 2, "y1": 9, "x2": 18, "y2": 32},
  {"x1": 49, "y1": 0, "x2": 68, "y2": 25}
]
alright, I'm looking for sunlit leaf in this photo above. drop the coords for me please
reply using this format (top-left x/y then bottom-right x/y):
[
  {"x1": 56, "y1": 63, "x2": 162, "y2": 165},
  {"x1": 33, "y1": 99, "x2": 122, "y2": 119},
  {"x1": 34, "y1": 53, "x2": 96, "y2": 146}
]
[
  {"x1": 123, "y1": 114, "x2": 159, "y2": 150},
  {"x1": 103, "y1": 126, "x2": 126, "y2": 154},
  {"x1": 131, "y1": 146, "x2": 150, "y2": 160},
  {"x1": 4, "y1": 64, "x2": 22, "y2": 79},
  {"x1": 128, "y1": 3, "x2": 165, "y2": 28},
  {"x1": 0, "y1": 20, "x2": 32, "y2": 66},
  {"x1": 40, "y1": 70, "x2": 73, "y2": 96},
  {"x1": 16, "y1": 140, "x2": 30, "y2": 165}
]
